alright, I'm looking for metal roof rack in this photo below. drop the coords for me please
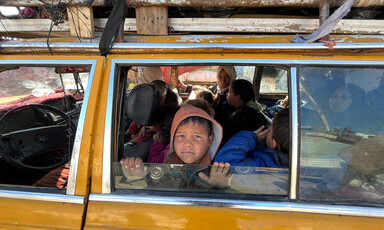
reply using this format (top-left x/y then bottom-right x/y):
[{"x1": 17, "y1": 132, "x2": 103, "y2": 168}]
[{"x1": 0, "y1": 0, "x2": 383, "y2": 55}]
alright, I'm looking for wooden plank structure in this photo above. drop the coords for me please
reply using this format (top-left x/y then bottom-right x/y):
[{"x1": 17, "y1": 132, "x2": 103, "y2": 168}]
[
  {"x1": 0, "y1": 0, "x2": 384, "y2": 39},
  {"x1": 135, "y1": 6, "x2": 168, "y2": 35},
  {"x1": 1, "y1": 18, "x2": 384, "y2": 35},
  {"x1": 67, "y1": 7, "x2": 95, "y2": 38}
]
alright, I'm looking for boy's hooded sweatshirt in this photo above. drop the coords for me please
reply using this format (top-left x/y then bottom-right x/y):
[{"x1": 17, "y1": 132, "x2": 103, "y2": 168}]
[{"x1": 164, "y1": 104, "x2": 223, "y2": 164}]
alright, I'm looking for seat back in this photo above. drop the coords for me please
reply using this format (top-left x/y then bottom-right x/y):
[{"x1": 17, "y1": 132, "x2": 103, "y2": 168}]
[{"x1": 126, "y1": 84, "x2": 160, "y2": 126}]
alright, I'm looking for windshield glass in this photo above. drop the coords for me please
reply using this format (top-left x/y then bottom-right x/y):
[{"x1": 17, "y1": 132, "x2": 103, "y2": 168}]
[
  {"x1": 0, "y1": 66, "x2": 89, "y2": 106},
  {"x1": 0, "y1": 65, "x2": 90, "y2": 187}
]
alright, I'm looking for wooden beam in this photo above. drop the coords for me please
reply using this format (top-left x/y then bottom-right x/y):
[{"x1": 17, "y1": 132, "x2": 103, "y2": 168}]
[
  {"x1": 135, "y1": 6, "x2": 168, "y2": 35},
  {"x1": 67, "y1": 6, "x2": 95, "y2": 38},
  {"x1": 0, "y1": 19, "x2": 69, "y2": 32},
  {"x1": 107, "y1": 18, "x2": 384, "y2": 35},
  {"x1": 1, "y1": 18, "x2": 384, "y2": 35}
]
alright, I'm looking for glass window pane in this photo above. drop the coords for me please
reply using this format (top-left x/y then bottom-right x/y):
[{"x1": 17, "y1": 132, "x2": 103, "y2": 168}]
[
  {"x1": 0, "y1": 65, "x2": 90, "y2": 188},
  {"x1": 260, "y1": 67, "x2": 288, "y2": 93},
  {"x1": 235, "y1": 66, "x2": 255, "y2": 83},
  {"x1": 117, "y1": 64, "x2": 288, "y2": 197},
  {"x1": 299, "y1": 67, "x2": 384, "y2": 206},
  {"x1": 114, "y1": 163, "x2": 288, "y2": 195}
]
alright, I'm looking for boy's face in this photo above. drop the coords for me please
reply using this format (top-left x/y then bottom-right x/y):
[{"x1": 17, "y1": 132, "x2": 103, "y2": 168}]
[
  {"x1": 173, "y1": 121, "x2": 213, "y2": 164},
  {"x1": 226, "y1": 87, "x2": 238, "y2": 107}
]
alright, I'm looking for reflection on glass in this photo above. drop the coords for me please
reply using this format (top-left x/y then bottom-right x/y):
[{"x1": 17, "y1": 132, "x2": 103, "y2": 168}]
[
  {"x1": 299, "y1": 67, "x2": 384, "y2": 206},
  {"x1": 0, "y1": 66, "x2": 90, "y2": 187},
  {"x1": 113, "y1": 162, "x2": 288, "y2": 195},
  {"x1": 260, "y1": 67, "x2": 288, "y2": 93}
]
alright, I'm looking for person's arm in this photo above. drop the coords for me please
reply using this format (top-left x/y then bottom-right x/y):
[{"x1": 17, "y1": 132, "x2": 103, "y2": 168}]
[
  {"x1": 148, "y1": 141, "x2": 167, "y2": 163},
  {"x1": 215, "y1": 131, "x2": 259, "y2": 166}
]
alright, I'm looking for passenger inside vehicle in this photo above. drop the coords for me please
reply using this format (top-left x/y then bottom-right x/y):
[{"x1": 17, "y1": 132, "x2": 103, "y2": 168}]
[
  {"x1": 147, "y1": 104, "x2": 180, "y2": 163},
  {"x1": 209, "y1": 65, "x2": 237, "y2": 101},
  {"x1": 195, "y1": 89, "x2": 216, "y2": 113},
  {"x1": 182, "y1": 98, "x2": 215, "y2": 118},
  {"x1": 219, "y1": 79, "x2": 265, "y2": 145},
  {"x1": 120, "y1": 104, "x2": 230, "y2": 189},
  {"x1": 211, "y1": 66, "x2": 237, "y2": 126},
  {"x1": 262, "y1": 95, "x2": 289, "y2": 119},
  {"x1": 366, "y1": 74, "x2": 384, "y2": 134},
  {"x1": 301, "y1": 82, "x2": 371, "y2": 133},
  {"x1": 215, "y1": 108, "x2": 289, "y2": 168},
  {"x1": 299, "y1": 67, "x2": 384, "y2": 204},
  {"x1": 115, "y1": 65, "x2": 289, "y2": 194}
]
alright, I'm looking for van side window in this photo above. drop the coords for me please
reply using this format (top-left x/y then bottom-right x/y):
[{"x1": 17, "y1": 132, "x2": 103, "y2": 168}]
[
  {"x1": 113, "y1": 65, "x2": 290, "y2": 197},
  {"x1": 0, "y1": 65, "x2": 90, "y2": 189},
  {"x1": 298, "y1": 67, "x2": 384, "y2": 206}
]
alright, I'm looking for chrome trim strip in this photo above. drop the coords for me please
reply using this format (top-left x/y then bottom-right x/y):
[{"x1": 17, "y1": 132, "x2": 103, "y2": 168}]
[
  {"x1": 67, "y1": 60, "x2": 99, "y2": 195},
  {"x1": 89, "y1": 194, "x2": 384, "y2": 218},
  {"x1": 112, "y1": 58, "x2": 384, "y2": 66},
  {"x1": 0, "y1": 59, "x2": 97, "y2": 195},
  {"x1": 1, "y1": 42, "x2": 384, "y2": 51},
  {"x1": 101, "y1": 60, "x2": 117, "y2": 194},
  {"x1": 289, "y1": 67, "x2": 299, "y2": 200},
  {"x1": 111, "y1": 42, "x2": 384, "y2": 50},
  {"x1": 0, "y1": 59, "x2": 94, "y2": 65},
  {"x1": 0, "y1": 190, "x2": 84, "y2": 204}
]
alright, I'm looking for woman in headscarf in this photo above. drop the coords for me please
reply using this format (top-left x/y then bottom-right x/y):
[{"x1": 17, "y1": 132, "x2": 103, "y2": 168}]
[
  {"x1": 210, "y1": 66, "x2": 237, "y2": 126},
  {"x1": 323, "y1": 83, "x2": 369, "y2": 132},
  {"x1": 209, "y1": 66, "x2": 237, "y2": 102},
  {"x1": 302, "y1": 83, "x2": 371, "y2": 133}
]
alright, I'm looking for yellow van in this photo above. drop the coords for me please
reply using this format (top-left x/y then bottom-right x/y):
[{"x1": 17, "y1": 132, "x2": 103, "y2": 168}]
[{"x1": 0, "y1": 1, "x2": 384, "y2": 229}]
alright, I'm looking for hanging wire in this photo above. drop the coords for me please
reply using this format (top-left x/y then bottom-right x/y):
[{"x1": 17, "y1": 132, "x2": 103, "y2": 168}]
[
  {"x1": 46, "y1": 0, "x2": 65, "y2": 55},
  {"x1": 57, "y1": 67, "x2": 72, "y2": 113},
  {"x1": 67, "y1": 6, "x2": 94, "y2": 42},
  {"x1": 39, "y1": 0, "x2": 95, "y2": 53},
  {"x1": 68, "y1": 7, "x2": 82, "y2": 42},
  {"x1": 73, "y1": 69, "x2": 85, "y2": 96},
  {"x1": 56, "y1": 66, "x2": 76, "y2": 158}
]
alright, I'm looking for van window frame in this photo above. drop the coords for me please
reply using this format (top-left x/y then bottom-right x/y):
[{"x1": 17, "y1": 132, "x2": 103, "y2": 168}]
[
  {"x1": 100, "y1": 57, "x2": 384, "y2": 218},
  {"x1": 0, "y1": 58, "x2": 98, "y2": 201}
]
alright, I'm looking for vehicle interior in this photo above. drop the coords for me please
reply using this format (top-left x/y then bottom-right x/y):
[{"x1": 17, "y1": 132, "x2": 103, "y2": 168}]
[
  {"x1": 0, "y1": 65, "x2": 89, "y2": 187},
  {"x1": 0, "y1": 58, "x2": 383, "y2": 207},
  {"x1": 0, "y1": 0, "x2": 383, "y2": 210},
  {"x1": 109, "y1": 64, "x2": 289, "y2": 195},
  {"x1": 107, "y1": 63, "x2": 384, "y2": 207}
]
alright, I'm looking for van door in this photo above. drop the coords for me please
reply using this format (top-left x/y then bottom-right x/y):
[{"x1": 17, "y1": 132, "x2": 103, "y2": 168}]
[
  {"x1": 85, "y1": 53, "x2": 384, "y2": 229},
  {"x1": 0, "y1": 55, "x2": 104, "y2": 229}
]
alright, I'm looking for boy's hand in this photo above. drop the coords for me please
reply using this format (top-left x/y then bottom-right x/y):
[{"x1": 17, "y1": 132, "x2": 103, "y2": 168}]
[
  {"x1": 199, "y1": 162, "x2": 231, "y2": 188},
  {"x1": 120, "y1": 157, "x2": 148, "y2": 180},
  {"x1": 261, "y1": 104, "x2": 267, "y2": 112},
  {"x1": 152, "y1": 132, "x2": 161, "y2": 142},
  {"x1": 253, "y1": 126, "x2": 269, "y2": 143}
]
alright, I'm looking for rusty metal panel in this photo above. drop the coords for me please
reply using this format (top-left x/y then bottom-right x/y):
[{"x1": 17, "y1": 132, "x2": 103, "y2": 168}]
[
  {"x1": 1, "y1": 0, "x2": 384, "y2": 7},
  {"x1": 0, "y1": 0, "x2": 104, "y2": 6},
  {"x1": 125, "y1": 0, "x2": 384, "y2": 7}
]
